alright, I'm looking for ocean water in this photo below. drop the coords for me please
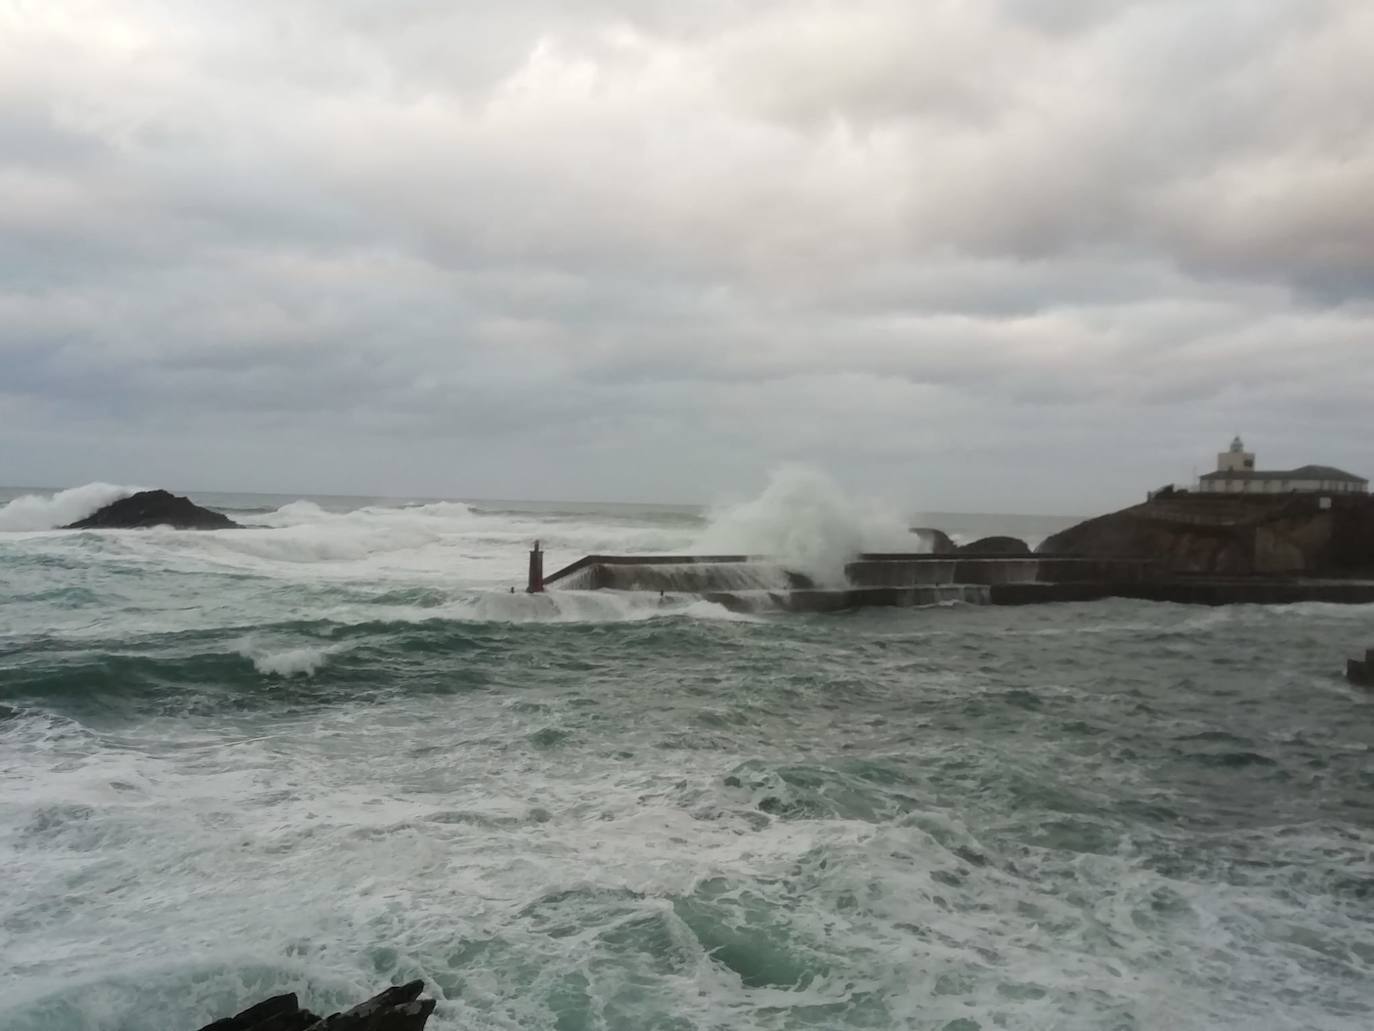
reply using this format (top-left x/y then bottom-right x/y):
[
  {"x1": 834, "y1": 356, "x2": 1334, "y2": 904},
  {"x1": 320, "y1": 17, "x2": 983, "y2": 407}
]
[{"x1": 2, "y1": 480, "x2": 1372, "y2": 1031}]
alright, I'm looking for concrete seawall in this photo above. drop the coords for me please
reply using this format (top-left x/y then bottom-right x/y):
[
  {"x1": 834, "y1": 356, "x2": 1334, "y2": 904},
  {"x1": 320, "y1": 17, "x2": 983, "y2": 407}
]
[
  {"x1": 544, "y1": 554, "x2": 1154, "y2": 591},
  {"x1": 989, "y1": 579, "x2": 1374, "y2": 606},
  {"x1": 542, "y1": 553, "x2": 1374, "y2": 610},
  {"x1": 698, "y1": 585, "x2": 992, "y2": 614}
]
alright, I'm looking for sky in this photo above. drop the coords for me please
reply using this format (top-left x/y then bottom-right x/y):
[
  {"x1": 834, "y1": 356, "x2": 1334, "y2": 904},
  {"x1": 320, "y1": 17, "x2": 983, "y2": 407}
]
[{"x1": 2, "y1": 0, "x2": 1372, "y2": 513}]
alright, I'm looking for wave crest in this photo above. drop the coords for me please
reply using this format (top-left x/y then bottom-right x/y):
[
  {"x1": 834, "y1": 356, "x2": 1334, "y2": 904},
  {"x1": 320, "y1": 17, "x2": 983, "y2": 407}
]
[
  {"x1": 240, "y1": 641, "x2": 341, "y2": 677},
  {"x1": 251, "y1": 499, "x2": 476, "y2": 528},
  {"x1": 0, "y1": 483, "x2": 142, "y2": 532}
]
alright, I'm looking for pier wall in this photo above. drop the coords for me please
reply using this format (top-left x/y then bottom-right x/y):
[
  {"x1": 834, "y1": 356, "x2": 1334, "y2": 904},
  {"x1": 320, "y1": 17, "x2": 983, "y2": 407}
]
[
  {"x1": 542, "y1": 552, "x2": 1374, "y2": 609},
  {"x1": 995, "y1": 579, "x2": 1374, "y2": 607},
  {"x1": 545, "y1": 554, "x2": 1158, "y2": 593}
]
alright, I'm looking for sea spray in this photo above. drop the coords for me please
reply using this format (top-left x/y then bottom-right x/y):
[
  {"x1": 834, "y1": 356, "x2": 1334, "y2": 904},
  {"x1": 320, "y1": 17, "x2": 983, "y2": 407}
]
[
  {"x1": 693, "y1": 466, "x2": 915, "y2": 586},
  {"x1": 238, "y1": 639, "x2": 346, "y2": 678},
  {"x1": 0, "y1": 483, "x2": 143, "y2": 532}
]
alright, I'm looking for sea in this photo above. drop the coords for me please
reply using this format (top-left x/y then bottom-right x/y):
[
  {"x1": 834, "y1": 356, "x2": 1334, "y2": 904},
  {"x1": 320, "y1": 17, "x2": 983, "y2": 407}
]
[{"x1": 2, "y1": 477, "x2": 1372, "y2": 1031}]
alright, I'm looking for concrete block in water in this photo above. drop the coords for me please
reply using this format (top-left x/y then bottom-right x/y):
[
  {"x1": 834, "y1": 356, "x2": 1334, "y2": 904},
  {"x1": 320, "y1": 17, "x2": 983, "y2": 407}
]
[
  {"x1": 957, "y1": 536, "x2": 1032, "y2": 555},
  {"x1": 951, "y1": 558, "x2": 1040, "y2": 584},
  {"x1": 1349, "y1": 652, "x2": 1374, "y2": 688},
  {"x1": 987, "y1": 583, "x2": 1116, "y2": 605},
  {"x1": 843, "y1": 559, "x2": 958, "y2": 586}
]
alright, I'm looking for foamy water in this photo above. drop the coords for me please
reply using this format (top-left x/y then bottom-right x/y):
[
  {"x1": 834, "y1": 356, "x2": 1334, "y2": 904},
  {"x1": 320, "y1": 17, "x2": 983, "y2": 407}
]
[{"x1": 2, "y1": 480, "x2": 1371, "y2": 1030}]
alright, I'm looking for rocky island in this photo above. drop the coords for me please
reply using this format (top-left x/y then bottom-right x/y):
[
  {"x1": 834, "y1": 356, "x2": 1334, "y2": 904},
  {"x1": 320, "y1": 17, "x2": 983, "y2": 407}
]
[{"x1": 63, "y1": 489, "x2": 240, "y2": 530}]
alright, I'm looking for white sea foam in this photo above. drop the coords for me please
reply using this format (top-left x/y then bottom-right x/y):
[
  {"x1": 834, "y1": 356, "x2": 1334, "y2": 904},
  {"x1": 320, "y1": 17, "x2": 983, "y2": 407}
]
[
  {"x1": 0, "y1": 483, "x2": 142, "y2": 532},
  {"x1": 8, "y1": 683, "x2": 1360, "y2": 1030},
  {"x1": 58, "y1": 498, "x2": 690, "y2": 601},
  {"x1": 2, "y1": 470, "x2": 921, "y2": 596},
  {"x1": 442, "y1": 589, "x2": 761, "y2": 624},
  {"x1": 678, "y1": 598, "x2": 764, "y2": 622},
  {"x1": 250, "y1": 499, "x2": 478, "y2": 529},
  {"x1": 239, "y1": 641, "x2": 343, "y2": 677},
  {"x1": 693, "y1": 465, "x2": 916, "y2": 586}
]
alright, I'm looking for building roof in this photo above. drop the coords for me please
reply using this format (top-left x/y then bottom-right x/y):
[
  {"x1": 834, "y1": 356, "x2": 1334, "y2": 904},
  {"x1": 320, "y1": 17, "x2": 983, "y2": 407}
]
[{"x1": 1200, "y1": 464, "x2": 1368, "y2": 483}]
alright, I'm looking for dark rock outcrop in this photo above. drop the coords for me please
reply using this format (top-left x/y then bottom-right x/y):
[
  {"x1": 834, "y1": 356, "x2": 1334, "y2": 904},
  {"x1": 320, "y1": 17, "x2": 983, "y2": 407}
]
[
  {"x1": 909, "y1": 527, "x2": 957, "y2": 554},
  {"x1": 958, "y1": 535, "x2": 1031, "y2": 556},
  {"x1": 198, "y1": 992, "x2": 305, "y2": 1031},
  {"x1": 197, "y1": 980, "x2": 435, "y2": 1031},
  {"x1": 1038, "y1": 493, "x2": 1374, "y2": 576},
  {"x1": 64, "y1": 490, "x2": 239, "y2": 530}
]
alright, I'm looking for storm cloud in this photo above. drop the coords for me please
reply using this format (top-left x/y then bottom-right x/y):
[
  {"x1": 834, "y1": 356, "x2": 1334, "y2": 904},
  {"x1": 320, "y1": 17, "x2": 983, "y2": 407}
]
[{"x1": 2, "y1": 0, "x2": 1371, "y2": 510}]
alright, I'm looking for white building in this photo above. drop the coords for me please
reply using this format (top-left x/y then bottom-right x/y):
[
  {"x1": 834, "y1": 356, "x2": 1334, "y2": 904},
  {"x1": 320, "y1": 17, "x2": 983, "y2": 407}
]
[{"x1": 1197, "y1": 437, "x2": 1368, "y2": 495}]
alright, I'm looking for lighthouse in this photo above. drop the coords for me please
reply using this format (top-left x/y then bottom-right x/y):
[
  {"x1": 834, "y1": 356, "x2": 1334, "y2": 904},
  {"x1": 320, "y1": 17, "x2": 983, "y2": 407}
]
[{"x1": 1216, "y1": 436, "x2": 1256, "y2": 474}]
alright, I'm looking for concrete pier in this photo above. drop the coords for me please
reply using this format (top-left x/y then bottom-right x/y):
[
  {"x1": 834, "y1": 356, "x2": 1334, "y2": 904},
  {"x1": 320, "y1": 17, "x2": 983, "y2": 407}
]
[
  {"x1": 542, "y1": 553, "x2": 1153, "y2": 593},
  {"x1": 541, "y1": 552, "x2": 1374, "y2": 611},
  {"x1": 991, "y1": 580, "x2": 1374, "y2": 607}
]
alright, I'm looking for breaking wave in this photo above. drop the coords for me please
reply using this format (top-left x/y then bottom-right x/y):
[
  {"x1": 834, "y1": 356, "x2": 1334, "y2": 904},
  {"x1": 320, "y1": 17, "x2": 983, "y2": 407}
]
[
  {"x1": 239, "y1": 641, "x2": 344, "y2": 678},
  {"x1": 0, "y1": 483, "x2": 141, "y2": 532},
  {"x1": 693, "y1": 465, "x2": 917, "y2": 586}
]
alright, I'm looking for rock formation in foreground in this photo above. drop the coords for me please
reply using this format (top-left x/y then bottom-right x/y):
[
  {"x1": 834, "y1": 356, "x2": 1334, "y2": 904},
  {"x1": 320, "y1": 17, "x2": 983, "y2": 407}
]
[
  {"x1": 197, "y1": 979, "x2": 434, "y2": 1031},
  {"x1": 1038, "y1": 493, "x2": 1374, "y2": 576},
  {"x1": 63, "y1": 489, "x2": 240, "y2": 530}
]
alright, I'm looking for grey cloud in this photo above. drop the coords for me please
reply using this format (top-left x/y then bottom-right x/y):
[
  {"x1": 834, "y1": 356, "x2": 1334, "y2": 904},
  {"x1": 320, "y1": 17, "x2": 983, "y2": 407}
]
[{"x1": 1, "y1": 1, "x2": 1371, "y2": 511}]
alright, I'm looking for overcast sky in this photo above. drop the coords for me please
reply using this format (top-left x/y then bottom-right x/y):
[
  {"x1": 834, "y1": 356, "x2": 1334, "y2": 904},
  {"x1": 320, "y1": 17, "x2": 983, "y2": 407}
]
[{"x1": 3, "y1": 1, "x2": 1371, "y2": 512}]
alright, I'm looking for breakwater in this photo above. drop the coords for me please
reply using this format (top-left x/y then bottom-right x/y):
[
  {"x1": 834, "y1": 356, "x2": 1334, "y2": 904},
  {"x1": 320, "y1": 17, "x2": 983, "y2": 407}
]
[{"x1": 543, "y1": 552, "x2": 1374, "y2": 610}]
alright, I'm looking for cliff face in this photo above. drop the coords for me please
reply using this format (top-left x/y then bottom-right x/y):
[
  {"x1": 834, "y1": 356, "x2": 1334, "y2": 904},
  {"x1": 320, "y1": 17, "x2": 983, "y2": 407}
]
[{"x1": 1038, "y1": 494, "x2": 1374, "y2": 576}]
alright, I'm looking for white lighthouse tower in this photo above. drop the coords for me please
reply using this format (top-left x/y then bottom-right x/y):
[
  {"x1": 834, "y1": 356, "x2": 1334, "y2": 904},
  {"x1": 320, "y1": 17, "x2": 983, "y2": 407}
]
[{"x1": 1217, "y1": 435, "x2": 1255, "y2": 474}]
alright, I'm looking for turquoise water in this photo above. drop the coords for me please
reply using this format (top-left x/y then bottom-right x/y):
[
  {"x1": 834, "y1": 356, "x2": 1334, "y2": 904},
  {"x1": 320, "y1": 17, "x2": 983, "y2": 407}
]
[{"x1": 2, "y1": 486, "x2": 1372, "y2": 1030}]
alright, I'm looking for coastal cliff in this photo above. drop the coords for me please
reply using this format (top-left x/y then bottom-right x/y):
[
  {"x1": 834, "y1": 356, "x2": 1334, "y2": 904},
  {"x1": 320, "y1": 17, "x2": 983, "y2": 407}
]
[{"x1": 1039, "y1": 493, "x2": 1374, "y2": 576}]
